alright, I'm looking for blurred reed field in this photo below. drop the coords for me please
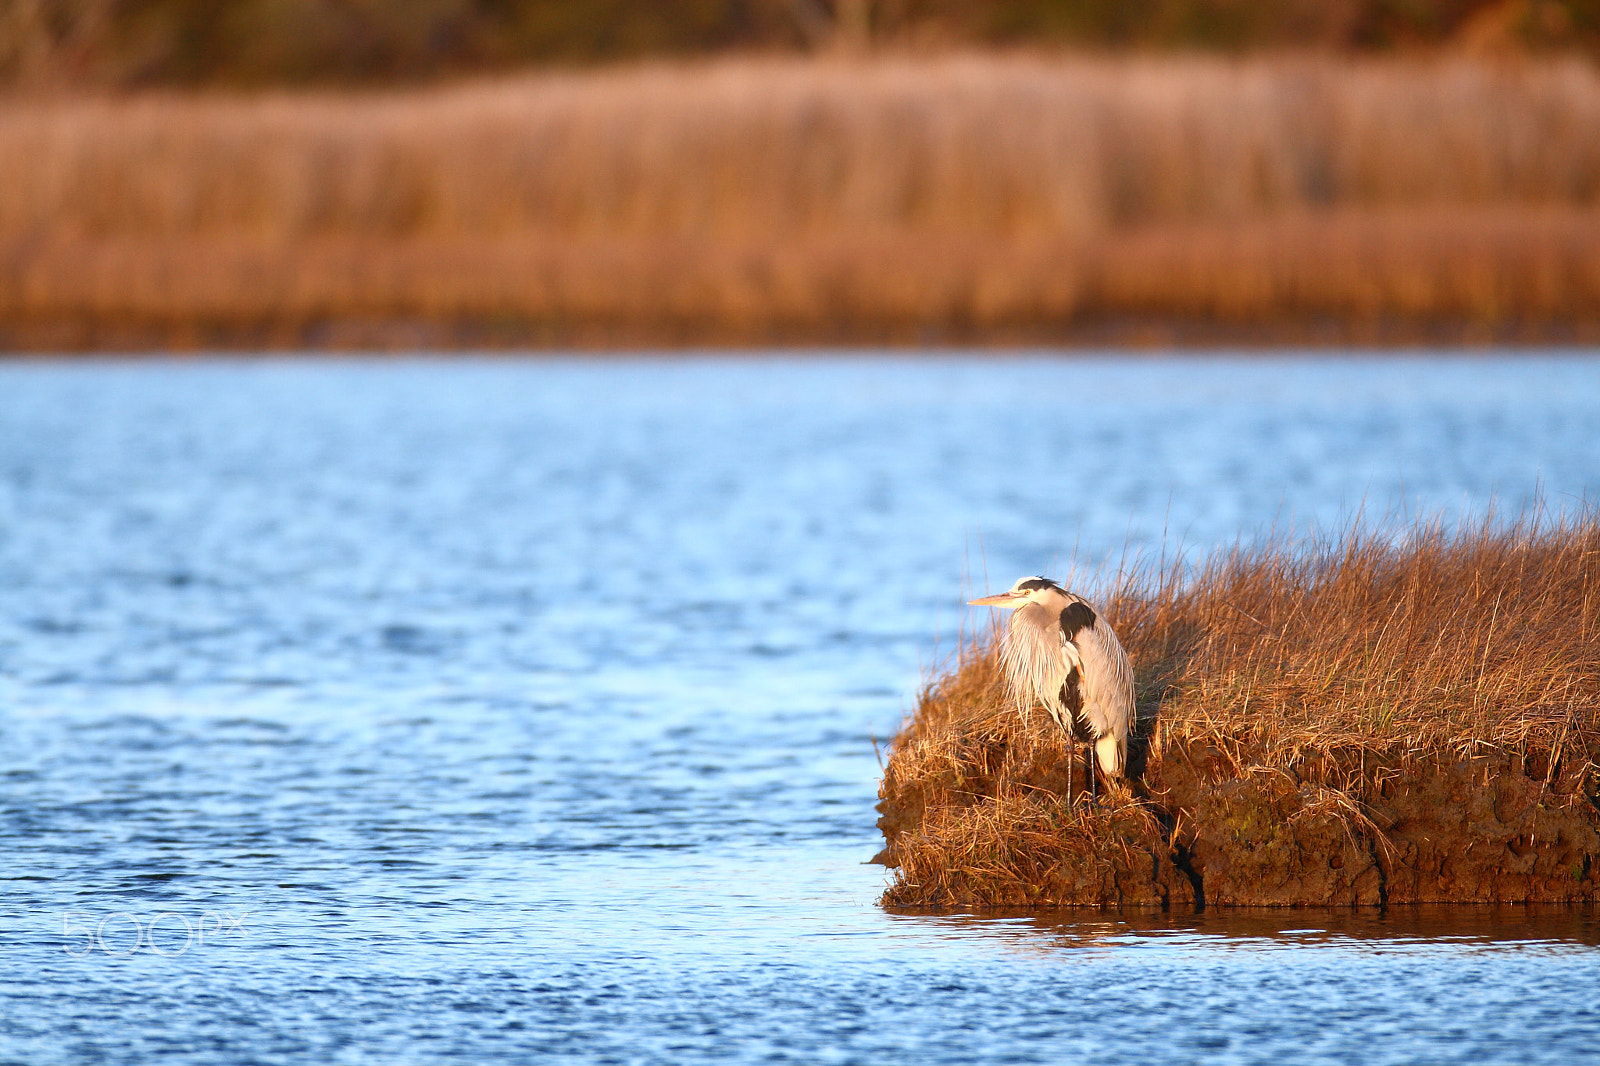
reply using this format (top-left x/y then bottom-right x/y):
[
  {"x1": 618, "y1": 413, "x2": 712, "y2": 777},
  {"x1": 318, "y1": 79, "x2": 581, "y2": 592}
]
[{"x1": 3, "y1": 52, "x2": 1600, "y2": 347}]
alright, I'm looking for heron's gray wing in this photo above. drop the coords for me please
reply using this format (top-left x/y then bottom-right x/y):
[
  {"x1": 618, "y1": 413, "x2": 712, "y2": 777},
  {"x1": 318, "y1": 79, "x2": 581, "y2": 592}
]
[{"x1": 1074, "y1": 618, "x2": 1135, "y2": 777}]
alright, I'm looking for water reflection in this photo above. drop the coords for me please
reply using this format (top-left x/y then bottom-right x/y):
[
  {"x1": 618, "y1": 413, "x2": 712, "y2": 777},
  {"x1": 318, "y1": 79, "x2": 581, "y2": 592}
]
[{"x1": 893, "y1": 905, "x2": 1600, "y2": 953}]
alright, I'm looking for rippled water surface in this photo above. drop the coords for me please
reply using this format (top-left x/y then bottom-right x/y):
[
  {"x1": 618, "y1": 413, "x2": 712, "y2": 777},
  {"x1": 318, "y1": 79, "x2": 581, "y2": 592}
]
[{"x1": 3, "y1": 354, "x2": 1599, "y2": 1064}]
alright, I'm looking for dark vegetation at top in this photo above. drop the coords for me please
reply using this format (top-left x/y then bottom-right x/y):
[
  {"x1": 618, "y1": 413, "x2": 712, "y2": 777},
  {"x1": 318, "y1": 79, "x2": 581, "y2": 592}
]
[{"x1": 4, "y1": 0, "x2": 1598, "y2": 89}]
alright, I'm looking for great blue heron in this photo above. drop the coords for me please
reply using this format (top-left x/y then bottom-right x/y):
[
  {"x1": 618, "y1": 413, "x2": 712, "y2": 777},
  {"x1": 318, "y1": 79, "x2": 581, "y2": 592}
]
[{"x1": 968, "y1": 576, "x2": 1134, "y2": 799}]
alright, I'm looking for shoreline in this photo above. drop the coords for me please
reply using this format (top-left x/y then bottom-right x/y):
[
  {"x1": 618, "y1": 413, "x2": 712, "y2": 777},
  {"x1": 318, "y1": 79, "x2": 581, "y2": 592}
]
[{"x1": 4, "y1": 314, "x2": 1600, "y2": 355}]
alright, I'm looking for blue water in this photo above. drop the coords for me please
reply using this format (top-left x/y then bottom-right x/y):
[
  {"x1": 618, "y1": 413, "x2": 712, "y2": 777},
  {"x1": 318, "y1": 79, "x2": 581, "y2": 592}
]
[{"x1": 2, "y1": 354, "x2": 1598, "y2": 1064}]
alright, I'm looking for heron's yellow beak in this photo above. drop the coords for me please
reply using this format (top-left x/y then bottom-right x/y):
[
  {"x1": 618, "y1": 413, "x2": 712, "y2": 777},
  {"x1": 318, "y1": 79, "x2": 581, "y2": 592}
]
[{"x1": 967, "y1": 592, "x2": 1023, "y2": 607}]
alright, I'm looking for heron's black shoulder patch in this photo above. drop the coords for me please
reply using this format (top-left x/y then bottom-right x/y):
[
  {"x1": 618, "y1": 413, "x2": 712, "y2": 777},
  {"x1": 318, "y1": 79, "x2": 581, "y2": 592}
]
[
  {"x1": 1059, "y1": 602, "x2": 1096, "y2": 639},
  {"x1": 1016, "y1": 577, "x2": 1060, "y2": 592}
]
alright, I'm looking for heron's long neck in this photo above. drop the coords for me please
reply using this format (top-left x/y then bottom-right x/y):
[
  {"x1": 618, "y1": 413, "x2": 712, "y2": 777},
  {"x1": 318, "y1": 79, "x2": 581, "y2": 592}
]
[{"x1": 1001, "y1": 601, "x2": 1069, "y2": 710}]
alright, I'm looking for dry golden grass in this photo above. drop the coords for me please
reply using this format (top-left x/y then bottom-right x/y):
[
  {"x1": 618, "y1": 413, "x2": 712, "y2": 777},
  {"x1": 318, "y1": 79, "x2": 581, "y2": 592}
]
[
  {"x1": 3, "y1": 52, "x2": 1600, "y2": 346},
  {"x1": 1116, "y1": 509, "x2": 1600, "y2": 763},
  {"x1": 878, "y1": 510, "x2": 1600, "y2": 907}
]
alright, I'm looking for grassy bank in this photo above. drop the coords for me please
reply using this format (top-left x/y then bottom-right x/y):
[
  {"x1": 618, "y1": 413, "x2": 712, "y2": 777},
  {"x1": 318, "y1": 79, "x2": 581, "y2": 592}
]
[
  {"x1": 876, "y1": 512, "x2": 1600, "y2": 908},
  {"x1": 4, "y1": 53, "x2": 1600, "y2": 349}
]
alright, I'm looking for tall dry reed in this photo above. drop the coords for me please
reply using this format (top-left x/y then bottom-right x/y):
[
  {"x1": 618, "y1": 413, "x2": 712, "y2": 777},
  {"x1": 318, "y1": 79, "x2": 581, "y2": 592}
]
[
  {"x1": 1112, "y1": 510, "x2": 1600, "y2": 762},
  {"x1": 3, "y1": 53, "x2": 1600, "y2": 345},
  {"x1": 891, "y1": 508, "x2": 1600, "y2": 796}
]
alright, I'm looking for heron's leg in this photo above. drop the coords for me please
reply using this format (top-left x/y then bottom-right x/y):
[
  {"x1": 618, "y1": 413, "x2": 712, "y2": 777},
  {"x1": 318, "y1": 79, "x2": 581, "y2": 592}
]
[
  {"x1": 1085, "y1": 744, "x2": 1097, "y2": 801},
  {"x1": 1065, "y1": 732, "x2": 1075, "y2": 805}
]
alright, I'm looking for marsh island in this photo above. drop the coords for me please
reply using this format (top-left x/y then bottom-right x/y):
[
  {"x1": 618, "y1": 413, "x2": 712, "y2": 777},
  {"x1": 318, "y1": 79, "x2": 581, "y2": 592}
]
[{"x1": 877, "y1": 515, "x2": 1600, "y2": 908}]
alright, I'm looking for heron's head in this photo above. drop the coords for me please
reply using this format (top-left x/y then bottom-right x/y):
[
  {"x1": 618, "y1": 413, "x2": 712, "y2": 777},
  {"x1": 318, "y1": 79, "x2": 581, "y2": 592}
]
[{"x1": 967, "y1": 576, "x2": 1063, "y2": 609}]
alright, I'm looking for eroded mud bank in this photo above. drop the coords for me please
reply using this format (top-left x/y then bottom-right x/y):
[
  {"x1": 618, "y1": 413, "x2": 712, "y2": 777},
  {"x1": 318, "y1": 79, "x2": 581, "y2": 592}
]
[{"x1": 876, "y1": 740, "x2": 1600, "y2": 909}]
